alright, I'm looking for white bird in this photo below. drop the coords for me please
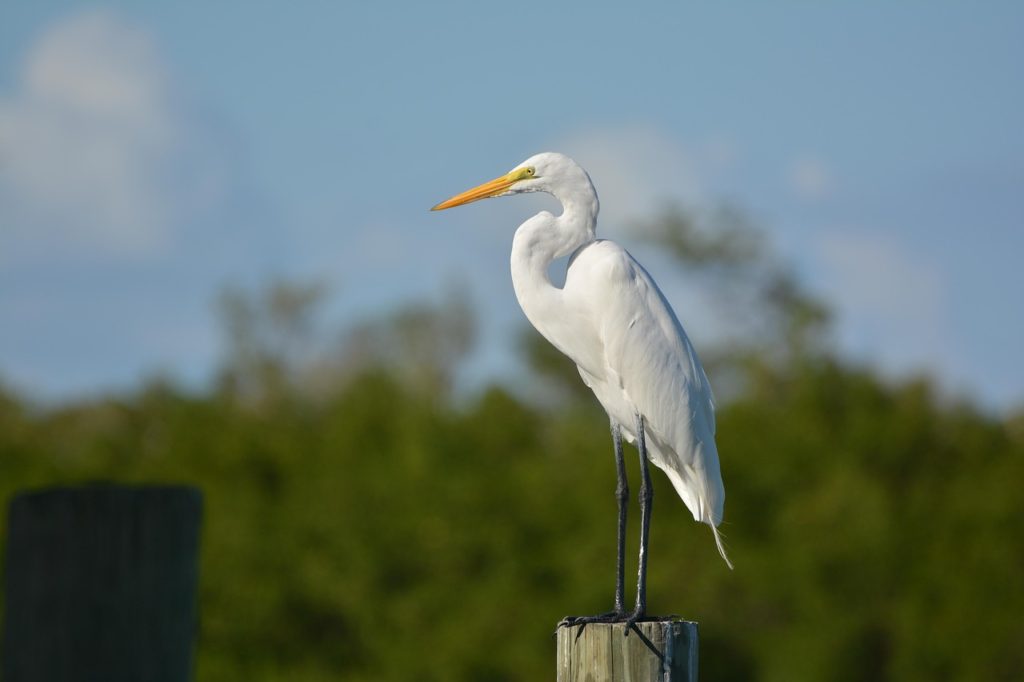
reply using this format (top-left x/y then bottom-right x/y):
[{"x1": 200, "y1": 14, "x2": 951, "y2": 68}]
[{"x1": 432, "y1": 152, "x2": 731, "y2": 628}]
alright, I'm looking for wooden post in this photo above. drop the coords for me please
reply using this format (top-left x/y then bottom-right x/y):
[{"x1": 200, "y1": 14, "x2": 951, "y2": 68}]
[
  {"x1": 556, "y1": 619, "x2": 698, "y2": 682},
  {"x1": 1, "y1": 484, "x2": 203, "y2": 682}
]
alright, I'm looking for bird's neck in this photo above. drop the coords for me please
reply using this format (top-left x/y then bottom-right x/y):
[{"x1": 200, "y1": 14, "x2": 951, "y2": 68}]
[{"x1": 510, "y1": 192, "x2": 597, "y2": 353}]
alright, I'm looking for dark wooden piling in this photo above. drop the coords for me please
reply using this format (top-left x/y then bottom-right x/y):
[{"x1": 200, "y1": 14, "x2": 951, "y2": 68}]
[
  {"x1": 556, "y1": 619, "x2": 698, "y2": 681},
  {"x1": 1, "y1": 484, "x2": 203, "y2": 682}
]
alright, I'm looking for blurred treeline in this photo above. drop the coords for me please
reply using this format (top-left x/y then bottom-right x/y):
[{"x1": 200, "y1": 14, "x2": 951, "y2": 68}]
[{"x1": 1, "y1": 207, "x2": 1022, "y2": 681}]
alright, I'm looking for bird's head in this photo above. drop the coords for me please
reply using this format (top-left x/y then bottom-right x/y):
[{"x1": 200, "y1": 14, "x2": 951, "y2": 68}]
[{"x1": 431, "y1": 152, "x2": 594, "y2": 211}]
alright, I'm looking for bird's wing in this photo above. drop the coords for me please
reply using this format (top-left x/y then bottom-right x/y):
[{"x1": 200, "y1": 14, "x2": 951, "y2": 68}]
[{"x1": 569, "y1": 241, "x2": 724, "y2": 527}]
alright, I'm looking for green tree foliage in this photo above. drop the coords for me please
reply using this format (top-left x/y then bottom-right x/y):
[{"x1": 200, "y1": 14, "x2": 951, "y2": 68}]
[
  {"x1": 216, "y1": 279, "x2": 329, "y2": 403},
  {"x1": 1, "y1": 211, "x2": 1022, "y2": 680},
  {"x1": 335, "y1": 284, "x2": 475, "y2": 399}
]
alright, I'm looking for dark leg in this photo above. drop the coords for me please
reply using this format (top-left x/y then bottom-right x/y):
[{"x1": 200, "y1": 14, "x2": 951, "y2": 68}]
[
  {"x1": 559, "y1": 415, "x2": 665, "y2": 657},
  {"x1": 628, "y1": 413, "x2": 653, "y2": 627},
  {"x1": 557, "y1": 421, "x2": 630, "y2": 632},
  {"x1": 611, "y1": 421, "x2": 628, "y2": 614}
]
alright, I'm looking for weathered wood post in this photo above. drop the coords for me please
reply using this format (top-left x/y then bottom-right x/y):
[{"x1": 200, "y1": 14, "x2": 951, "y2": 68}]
[
  {"x1": 1, "y1": 484, "x2": 203, "y2": 682},
  {"x1": 556, "y1": 619, "x2": 698, "y2": 681}
]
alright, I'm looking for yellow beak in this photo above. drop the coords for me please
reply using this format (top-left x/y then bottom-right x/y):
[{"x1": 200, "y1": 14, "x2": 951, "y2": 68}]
[{"x1": 431, "y1": 171, "x2": 521, "y2": 211}]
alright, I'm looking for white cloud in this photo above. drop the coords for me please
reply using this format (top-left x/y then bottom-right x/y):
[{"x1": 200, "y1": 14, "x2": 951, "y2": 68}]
[
  {"x1": 788, "y1": 155, "x2": 834, "y2": 201},
  {"x1": 0, "y1": 10, "x2": 220, "y2": 261},
  {"x1": 816, "y1": 230, "x2": 957, "y2": 375}
]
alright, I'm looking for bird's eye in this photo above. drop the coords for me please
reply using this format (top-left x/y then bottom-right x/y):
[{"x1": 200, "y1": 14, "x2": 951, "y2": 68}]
[{"x1": 525, "y1": 167, "x2": 535, "y2": 177}]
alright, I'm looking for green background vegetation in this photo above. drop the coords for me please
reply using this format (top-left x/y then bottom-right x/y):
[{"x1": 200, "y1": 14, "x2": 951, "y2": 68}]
[{"x1": 1, "y1": 209, "x2": 1021, "y2": 680}]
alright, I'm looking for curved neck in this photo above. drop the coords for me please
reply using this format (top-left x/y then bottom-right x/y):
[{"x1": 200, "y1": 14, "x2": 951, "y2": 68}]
[{"x1": 510, "y1": 186, "x2": 598, "y2": 354}]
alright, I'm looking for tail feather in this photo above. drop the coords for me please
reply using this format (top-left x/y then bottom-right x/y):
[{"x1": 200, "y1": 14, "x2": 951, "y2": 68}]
[
  {"x1": 710, "y1": 521, "x2": 734, "y2": 570},
  {"x1": 645, "y1": 438, "x2": 733, "y2": 569}
]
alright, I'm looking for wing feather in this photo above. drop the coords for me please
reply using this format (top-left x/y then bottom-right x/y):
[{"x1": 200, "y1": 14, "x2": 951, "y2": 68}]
[{"x1": 567, "y1": 241, "x2": 726, "y2": 530}]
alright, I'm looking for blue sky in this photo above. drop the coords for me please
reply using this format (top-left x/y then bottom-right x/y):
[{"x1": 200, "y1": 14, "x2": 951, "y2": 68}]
[{"x1": 1, "y1": 2, "x2": 1022, "y2": 411}]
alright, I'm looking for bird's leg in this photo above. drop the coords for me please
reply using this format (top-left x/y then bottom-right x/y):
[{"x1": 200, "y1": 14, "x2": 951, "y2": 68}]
[
  {"x1": 627, "y1": 413, "x2": 653, "y2": 630},
  {"x1": 612, "y1": 421, "x2": 628, "y2": 615},
  {"x1": 557, "y1": 422, "x2": 630, "y2": 634}
]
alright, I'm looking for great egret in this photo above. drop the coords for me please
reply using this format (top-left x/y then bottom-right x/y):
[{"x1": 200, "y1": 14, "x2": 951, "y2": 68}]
[{"x1": 432, "y1": 152, "x2": 731, "y2": 628}]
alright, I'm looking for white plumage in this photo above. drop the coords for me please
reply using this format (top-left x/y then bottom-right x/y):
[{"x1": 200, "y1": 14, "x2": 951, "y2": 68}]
[{"x1": 433, "y1": 152, "x2": 731, "y2": 621}]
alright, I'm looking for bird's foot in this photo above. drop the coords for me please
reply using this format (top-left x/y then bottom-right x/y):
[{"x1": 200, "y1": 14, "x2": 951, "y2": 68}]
[
  {"x1": 558, "y1": 610, "x2": 673, "y2": 660},
  {"x1": 558, "y1": 611, "x2": 679, "y2": 636},
  {"x1": 559, "y1": 610, "x2": 628, "y2": 628},
  {"x1": 624, "y1": 607, "x2": 647, "y2": 635},
  {"x1": 557, "y1": 610, "x2": 628, "y2": 640},
  {"x1": 623, "y1": 608, "x2": 669, "y2": 661}
]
